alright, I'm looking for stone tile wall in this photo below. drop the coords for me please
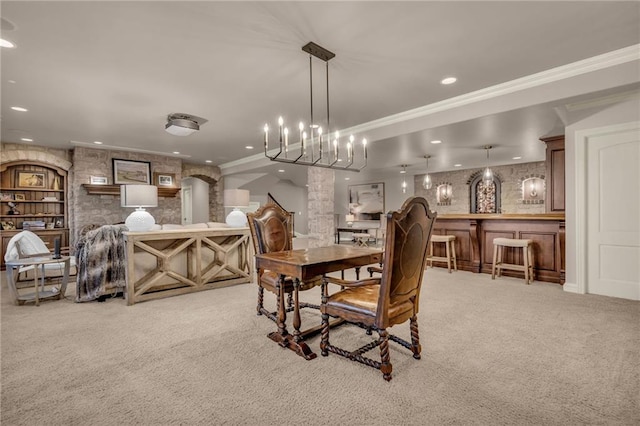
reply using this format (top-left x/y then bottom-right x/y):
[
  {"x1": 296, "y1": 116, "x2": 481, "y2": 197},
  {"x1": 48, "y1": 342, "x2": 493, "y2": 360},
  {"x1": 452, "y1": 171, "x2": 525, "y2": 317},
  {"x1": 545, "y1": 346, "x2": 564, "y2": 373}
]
[
  {"x1": 414, "y1": 161, "x2": 546, "y2": 214},
  {"x1": 307, "y1": 167, "x2": 334, "y2": 248}
]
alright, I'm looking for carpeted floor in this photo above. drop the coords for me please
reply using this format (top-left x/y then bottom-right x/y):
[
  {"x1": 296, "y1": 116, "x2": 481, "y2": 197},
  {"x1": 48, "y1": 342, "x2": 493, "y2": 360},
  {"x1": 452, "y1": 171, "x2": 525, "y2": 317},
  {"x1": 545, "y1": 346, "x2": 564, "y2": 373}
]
[{"x1": 1, "y1": 268, "x2": 638, "y2": 425}]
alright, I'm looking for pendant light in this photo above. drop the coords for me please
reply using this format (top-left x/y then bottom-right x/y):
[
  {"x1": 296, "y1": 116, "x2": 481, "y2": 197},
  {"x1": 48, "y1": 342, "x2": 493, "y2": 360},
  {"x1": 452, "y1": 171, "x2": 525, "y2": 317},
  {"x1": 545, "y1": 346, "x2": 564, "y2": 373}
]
[
  {"x1": 401, "y1": 165, "x2": 407, "y2": 194},
  {"x1": 483, "y1": 145, "x2": 494, "y2": 185},
  {"x1": 423, "y1": 155, "x2": 432, "y2": 189}
]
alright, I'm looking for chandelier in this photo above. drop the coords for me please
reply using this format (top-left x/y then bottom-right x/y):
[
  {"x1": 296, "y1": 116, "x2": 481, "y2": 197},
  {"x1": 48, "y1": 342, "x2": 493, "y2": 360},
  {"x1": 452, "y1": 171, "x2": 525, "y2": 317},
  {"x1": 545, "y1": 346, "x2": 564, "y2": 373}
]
[
  {"x1": 263, "y1": 42, "x2": 367, "y2": 172},
  {"x1": 483, "y1": 145, "x2": 494, "y2": 185}
]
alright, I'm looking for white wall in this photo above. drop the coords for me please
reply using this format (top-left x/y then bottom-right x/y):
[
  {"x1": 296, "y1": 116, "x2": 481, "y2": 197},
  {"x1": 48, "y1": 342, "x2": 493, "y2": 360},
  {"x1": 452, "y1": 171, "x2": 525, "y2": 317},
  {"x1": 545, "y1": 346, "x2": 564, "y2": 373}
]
[
  {"x1": 182, "y1": 177, "x2": 209, "y2": 223},
  {"x1": 564, "y1": 95, "x2": 640, "y2": 293}
]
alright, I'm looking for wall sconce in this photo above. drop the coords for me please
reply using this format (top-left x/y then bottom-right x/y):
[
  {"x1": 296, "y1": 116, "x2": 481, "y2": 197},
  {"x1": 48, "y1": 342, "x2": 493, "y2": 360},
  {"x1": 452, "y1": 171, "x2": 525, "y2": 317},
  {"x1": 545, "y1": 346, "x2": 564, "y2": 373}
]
[
  {"x1": 437, "y1": 183, "x2": 453, "y2": 205},
  {"x1": 522, "y1": 177, "x2": 545, "y2": 204}
]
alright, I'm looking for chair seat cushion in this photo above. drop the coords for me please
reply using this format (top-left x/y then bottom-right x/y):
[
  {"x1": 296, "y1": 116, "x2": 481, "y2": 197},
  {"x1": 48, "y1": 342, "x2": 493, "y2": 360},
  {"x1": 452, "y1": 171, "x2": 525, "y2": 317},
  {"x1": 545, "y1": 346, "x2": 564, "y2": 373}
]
[
  {"x1": 260, "y1": 270, "x2": 321, "y2": 294},
  {"x1": 325, "y1": 285, "x2": 414, "y2": 322},
  {"x1": 431, "y1": 235, "x2": 455, "y2": 242},
  {"x1": 493, "y1": 237, "x2": 532, "y2": 247}
]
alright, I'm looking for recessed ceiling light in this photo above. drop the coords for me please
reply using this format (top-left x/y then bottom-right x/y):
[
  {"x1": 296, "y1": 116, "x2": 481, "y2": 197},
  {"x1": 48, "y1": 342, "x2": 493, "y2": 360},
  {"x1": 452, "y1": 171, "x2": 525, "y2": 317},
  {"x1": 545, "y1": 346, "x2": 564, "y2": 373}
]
[
  {"x1": 205, "y1": 160, "x2": 212, "y2": 163},
  {"x1": 173, "y1": 151, "x2": 180, "y2": 154},
  {"x1": 21, "y1": 138, "x2": 33, "y2": 142},
  {"x1": 345, "y1": 177, "x2": 350, "y2": 180},
  {"x1": 512, "y1": 156, "x2": 522, "y2": 160},
  {"x1": 430, "y1": 140, "x2": 442, "y2": 144},
  {"x1": 441, "y1": 77, "x2": 457, "y2": 85},
  {"x1": 0, "y1": 38, "x2": 15, "y2": 48},
  {"x1": 400, "y1": 169, "x2": 406, "y2": 174},
  {"x1": 8, "y1": 80, "x2": 16, "y2": 84},
  {"x1": 93, "y1": 141, "x2": 103, "y2": 145},
  {"x1": 278, "y1": 169, "x2": 285, "y2": 173},
  {"x1": 454, "y1": 164, "x2": 462, "y2": 167},
  {"x1": 245, "y1": 145, "x2": 254, "y2": 150},
  {"x1": 11, "y1": 106, "x2": 27, "y2": 112}
]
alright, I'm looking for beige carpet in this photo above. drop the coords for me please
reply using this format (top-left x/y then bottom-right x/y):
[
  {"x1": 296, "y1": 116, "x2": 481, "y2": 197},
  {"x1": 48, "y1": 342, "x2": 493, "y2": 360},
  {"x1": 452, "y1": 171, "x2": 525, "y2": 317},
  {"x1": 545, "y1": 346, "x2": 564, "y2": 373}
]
[{"x1": 1, "y1": 268, "x2": 638, "y2": 425}]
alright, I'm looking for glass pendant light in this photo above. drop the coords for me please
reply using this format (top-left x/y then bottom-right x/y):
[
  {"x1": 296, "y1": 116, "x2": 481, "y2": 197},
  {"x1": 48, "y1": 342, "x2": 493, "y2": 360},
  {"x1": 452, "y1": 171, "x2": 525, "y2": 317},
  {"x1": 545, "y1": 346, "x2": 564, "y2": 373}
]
[
  {"x1": 483, "y1": 145, "x2": 494, "y2": 185},
  {"x1": 401, "y1": 165, "x2": 407, "y2": 193},
  {"x1": 423, "y1": 155, "x2": 432, "y2": 189}
]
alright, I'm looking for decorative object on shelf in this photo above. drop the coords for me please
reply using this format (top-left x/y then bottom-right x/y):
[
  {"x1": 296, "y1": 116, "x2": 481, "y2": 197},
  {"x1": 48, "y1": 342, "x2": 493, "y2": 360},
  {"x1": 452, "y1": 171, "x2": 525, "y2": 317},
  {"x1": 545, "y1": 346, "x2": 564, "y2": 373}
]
[
  {"x1": 153, "y1": 172, "x2": 176, "y2": 187},
  {"x1": 263, "y1": 42, "x2": 367, "y2": 172},
  {"x1": 121, "y1": 184, "x2": 158, "y2": 232},
  {"x1": 482, "y1": 145, "x2": 494, "y2": 185},
  {"x1": 54, "y1": 218, "x2": 64, "y2": 228},
  {"x1": 14, "y1": 194, "x2": 25, "y2": 201},
  {"x1": 348, "y1": 182, "x2": 384, "y2": 221},
  {"x1": 423, "y1": 155, "x2": 433, "y2": 189},
  {"x1": 113, "y1": 159, "x2": 151, "y2": 185},
  {"x1": 165, "y1": 113, "x2": 208, "y2": 136},
  {"x1": 345, "y1": 214, "x2": 355, "y2": 226},
  {"x1": 7, "y1": 202, "x2": 20, "y2": 215},
  {"x1": 52, "y1": 176, "x2": 60, "y2": 190},
  {"x1": 16, "y1": 170, "x2": 47, "y2": 188},
  {"x1": 46, "y1": 222, "x2": 55, "y2": 229},
  {"x1": 90, "y1": 176, "x2": 108, "y2": 185},
  {"x1": 223, "y1": 189, "x2": 250, "y2": 227},
  {"x1": 42, "y1": 196, "x2": 59, "y2": 201},
  {"x1": 400, "y1": 165, "x2": 408, "y2": 194},
  {"x1": 1, "y1": 220, "x2": 15, "y2": 230},
  {"x1": 0, "y1": 193, "x2": 13, "y2": 201}
]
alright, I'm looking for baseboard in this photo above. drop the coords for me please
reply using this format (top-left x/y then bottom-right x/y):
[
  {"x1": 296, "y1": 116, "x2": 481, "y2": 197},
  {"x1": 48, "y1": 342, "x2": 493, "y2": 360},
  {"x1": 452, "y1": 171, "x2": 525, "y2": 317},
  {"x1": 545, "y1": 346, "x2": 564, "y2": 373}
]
[{"x1": 562, "y1": 281, "x2": 581, "y2": 294}]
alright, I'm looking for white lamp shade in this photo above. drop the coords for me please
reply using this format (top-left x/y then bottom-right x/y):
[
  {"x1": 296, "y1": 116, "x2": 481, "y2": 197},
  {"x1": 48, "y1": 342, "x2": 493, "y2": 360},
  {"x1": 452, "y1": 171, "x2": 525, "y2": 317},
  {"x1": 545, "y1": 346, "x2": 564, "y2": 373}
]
[
  {"x1": 121, "y1": 185, "x2": 158, "y2": 208},
  {"x1": 345, "y1": 214, "x2": 355, "y2": 224},
  {"x1": 223, "y1": 189, "x2": 250, "y2": 207}
]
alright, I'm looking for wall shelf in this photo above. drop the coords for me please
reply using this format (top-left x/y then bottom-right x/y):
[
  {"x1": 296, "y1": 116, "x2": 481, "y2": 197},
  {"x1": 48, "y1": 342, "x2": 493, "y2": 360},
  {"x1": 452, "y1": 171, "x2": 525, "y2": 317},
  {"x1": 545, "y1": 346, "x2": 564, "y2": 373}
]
[{"x1": 81, "y1": 184, "x2": 180, "y2": 198}]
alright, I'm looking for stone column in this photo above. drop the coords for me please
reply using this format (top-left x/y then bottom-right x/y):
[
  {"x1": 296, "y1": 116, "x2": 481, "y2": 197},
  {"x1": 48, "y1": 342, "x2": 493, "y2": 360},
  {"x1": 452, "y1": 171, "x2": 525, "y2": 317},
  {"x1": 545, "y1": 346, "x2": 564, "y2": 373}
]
[{"x1": 307, "y1": 167, "x2": 334, "y2": 248}]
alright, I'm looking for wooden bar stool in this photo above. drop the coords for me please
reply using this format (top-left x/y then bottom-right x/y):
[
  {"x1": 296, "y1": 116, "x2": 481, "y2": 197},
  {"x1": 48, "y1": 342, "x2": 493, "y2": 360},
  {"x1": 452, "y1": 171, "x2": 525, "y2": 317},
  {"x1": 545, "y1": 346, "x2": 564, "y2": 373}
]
[
  {"x1": 492, "y1": 238, "x2": 534, "y2": 284},
  {"x1": 427, "y1": 235, "x2": 457, "y2": 273}
]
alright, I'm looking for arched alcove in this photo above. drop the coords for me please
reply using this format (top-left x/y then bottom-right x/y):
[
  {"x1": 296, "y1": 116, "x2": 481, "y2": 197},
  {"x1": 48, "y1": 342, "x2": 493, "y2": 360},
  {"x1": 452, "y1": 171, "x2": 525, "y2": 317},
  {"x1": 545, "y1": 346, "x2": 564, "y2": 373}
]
[{"x1": 468, "y1": 171, "x2": 502, "y2": 213}]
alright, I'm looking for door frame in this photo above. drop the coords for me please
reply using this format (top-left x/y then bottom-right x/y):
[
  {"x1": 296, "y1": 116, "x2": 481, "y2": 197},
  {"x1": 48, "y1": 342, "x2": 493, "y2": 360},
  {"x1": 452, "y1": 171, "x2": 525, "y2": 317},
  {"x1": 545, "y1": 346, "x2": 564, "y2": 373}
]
[{"x1": 573, "y1": 120, "x2": 640, "y2": 295}]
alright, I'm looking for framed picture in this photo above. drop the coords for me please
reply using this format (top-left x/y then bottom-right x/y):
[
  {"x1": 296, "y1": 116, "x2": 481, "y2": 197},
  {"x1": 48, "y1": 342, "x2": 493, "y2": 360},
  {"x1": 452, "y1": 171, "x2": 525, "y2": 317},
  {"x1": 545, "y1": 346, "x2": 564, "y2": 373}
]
[
  {"x1": 14, "y1": 194, "x2": 26, "y2": 201},
  {"x1": 112, "y1": 159, "x2": 151, "y2": 185},
  {"x1": 153, "y1": 172, "x2": 176, "y2": 187},
  {"x1": 348, "y1": 182, "x2": 385, "y2": 221},
  {"x1": 0, "y1": 193, "x2": 13, "y2": 201},
  {"x1": 16, "y1": 170, "x2": 47, "y2": 188},
  {"x1": 1, "y1": 220, "x2": 15, "y2": 231},
  {"x1": 90, "y1": 176, "x2": 108, "y2": 185}
]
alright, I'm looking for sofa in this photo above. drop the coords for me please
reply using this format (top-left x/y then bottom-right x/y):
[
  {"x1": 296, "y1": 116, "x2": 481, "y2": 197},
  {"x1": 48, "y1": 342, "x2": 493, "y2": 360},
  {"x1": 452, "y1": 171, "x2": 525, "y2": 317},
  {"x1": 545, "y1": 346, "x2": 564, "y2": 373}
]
[{"x1": 75, "y1": 222, "x2": 252, "y2": 304}]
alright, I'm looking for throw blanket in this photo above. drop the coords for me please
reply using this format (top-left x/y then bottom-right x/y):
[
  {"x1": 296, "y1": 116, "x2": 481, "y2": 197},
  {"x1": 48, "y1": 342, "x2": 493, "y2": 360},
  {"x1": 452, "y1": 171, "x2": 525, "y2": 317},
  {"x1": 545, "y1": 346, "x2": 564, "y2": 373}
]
[{"x1": 75, "y1": 225, "x2": 128, "y2": 302}]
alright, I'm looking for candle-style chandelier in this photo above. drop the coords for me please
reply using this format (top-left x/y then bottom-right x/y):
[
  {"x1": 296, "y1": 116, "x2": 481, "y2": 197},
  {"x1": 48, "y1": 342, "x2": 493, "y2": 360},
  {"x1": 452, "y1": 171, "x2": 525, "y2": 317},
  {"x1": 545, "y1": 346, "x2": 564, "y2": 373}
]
[{"x1": 263, "y1": 42, "x2": 367, "y2": 172}]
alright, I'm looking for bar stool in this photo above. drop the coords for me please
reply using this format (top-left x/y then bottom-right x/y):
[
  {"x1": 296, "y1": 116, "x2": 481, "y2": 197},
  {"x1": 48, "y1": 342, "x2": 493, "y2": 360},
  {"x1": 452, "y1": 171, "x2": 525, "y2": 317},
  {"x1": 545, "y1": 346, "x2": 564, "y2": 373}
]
[
  {"x1": 428, "y1": 235, "x2": 457, "y2": 273},
  {"x1": 492, "y1": 238, "x2": 534, "y2": 284}
]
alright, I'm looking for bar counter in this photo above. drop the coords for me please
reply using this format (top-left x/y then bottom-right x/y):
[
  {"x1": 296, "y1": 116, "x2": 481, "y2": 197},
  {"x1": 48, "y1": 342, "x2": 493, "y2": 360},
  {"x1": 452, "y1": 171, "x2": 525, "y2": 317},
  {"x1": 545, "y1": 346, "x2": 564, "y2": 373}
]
[{"x1": 431, "y1": 213, "x2": 565, "y2": 284}]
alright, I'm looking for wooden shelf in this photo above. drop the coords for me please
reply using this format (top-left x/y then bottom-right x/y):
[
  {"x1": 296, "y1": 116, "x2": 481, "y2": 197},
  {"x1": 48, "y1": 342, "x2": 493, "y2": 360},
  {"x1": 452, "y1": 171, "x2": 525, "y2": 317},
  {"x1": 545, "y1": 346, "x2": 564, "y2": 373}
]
[
  {"x1": 0, "y1": 187, "x2": 65, "y2": 193},
  {"x1": 82, "y1": 184, "x2": 181, "y2": 198},
  {"x1": 0, "y1": 214, "x2": 61, "y2": 218},
  {"x1": 11, "y1": 200, "x2": 64, "y2": 204}
]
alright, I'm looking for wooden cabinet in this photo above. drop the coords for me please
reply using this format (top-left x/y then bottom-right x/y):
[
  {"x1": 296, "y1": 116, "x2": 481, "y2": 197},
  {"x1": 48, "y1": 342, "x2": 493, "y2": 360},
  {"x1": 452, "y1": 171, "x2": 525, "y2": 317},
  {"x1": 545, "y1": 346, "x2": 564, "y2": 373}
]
[
  {"x1": 541, "y1": 135, "x2": 565, "y2": 212},
  {"x1": 0, "y1": 161, "x2": 69, "y2": 268}
]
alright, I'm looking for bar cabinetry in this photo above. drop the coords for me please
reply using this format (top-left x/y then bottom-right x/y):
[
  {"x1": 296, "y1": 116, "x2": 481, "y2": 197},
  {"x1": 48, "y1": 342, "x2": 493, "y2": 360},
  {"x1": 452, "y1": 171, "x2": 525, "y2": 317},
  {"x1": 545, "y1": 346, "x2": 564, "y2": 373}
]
[{"x1": 432, "y1": 214, "x2": 565, "y2": 284}]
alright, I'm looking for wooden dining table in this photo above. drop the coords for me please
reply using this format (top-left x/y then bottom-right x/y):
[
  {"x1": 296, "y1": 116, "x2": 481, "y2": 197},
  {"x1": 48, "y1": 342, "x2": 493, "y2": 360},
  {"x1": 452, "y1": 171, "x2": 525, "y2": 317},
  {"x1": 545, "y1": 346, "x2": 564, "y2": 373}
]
[{"x1": 254, "y1": 245, "x2": 382, "y2": 360}]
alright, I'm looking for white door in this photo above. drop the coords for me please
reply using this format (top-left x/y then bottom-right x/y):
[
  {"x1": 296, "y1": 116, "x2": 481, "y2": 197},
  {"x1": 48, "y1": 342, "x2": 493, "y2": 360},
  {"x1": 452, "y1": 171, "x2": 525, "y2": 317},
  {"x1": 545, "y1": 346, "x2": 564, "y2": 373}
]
[
  {"x1": 181, "y1": 185, "x2": 192, "y2": 225},
  {"x1": 586, "y1": 123, "x2": 640, "y2": 300}
]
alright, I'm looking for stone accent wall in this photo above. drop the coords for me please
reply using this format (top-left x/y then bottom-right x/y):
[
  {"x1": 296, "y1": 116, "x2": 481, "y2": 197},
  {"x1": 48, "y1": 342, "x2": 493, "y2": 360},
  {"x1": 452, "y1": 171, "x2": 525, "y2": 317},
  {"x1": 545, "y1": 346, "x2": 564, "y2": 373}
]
[
  {"x1": 307, "y1": 167, "x2": 334, "y2": 248},
  {"x1": 182, "y1": 163, "x2": 223, "y2": 222},
  {"x1": 414, "y1": 161, "x2": 546, "y2": 214},
  {"x1": 72, "y1": 147, "x2": 183, "y2": 242},
  {"x1": 0, "y1": 143, "x2": 73, "y2": 169}
]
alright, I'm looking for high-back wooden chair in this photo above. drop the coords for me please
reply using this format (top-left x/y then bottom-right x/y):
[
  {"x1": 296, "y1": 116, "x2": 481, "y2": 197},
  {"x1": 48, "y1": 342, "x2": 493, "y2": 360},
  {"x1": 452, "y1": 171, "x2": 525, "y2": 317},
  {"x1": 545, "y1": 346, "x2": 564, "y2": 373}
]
[
  {"x1": 247, "y1": 201, "x2": 321, "y2": 321},
  {"x1": 320, "y1": 196, "x2": 437, "y2": 381}
]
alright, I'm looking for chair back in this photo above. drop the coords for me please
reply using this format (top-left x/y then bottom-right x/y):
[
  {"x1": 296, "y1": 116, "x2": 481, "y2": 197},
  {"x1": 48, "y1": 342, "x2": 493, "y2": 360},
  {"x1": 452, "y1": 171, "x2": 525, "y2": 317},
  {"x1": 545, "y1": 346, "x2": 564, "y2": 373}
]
[
  {"x1": 377, "y1": 197, "x2": 436, "y2": 328},
  {"x1": 4, "y1": 230, "x2": 50, "y2": 262},
  {"x1": 246, "y1": 202, "x2": 293, "y2": 256}
]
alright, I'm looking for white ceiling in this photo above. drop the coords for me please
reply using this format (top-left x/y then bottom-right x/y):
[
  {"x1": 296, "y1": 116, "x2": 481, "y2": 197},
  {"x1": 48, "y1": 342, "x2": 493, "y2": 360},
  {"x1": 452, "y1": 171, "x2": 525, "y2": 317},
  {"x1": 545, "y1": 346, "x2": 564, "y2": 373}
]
[{"x1": 1, "y1": 1, "x2": 639, "y2": 187}]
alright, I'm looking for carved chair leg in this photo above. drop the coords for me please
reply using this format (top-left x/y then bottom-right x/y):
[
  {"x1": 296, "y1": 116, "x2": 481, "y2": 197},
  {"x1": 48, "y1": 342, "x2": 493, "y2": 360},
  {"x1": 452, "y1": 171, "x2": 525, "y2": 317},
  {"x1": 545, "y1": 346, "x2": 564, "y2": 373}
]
[
  {"x1": 320, "y1": 313, "x2": 330, "y2": 356},
  {"x1": 410, "y1": 315, "x2": 421, "y2": 359},
  {"x1": 379, "y1": 329, "x2": 392, "y2": 381},
  {"x1": 256, "y1": 286, "x2": 264, "y2": 315}
]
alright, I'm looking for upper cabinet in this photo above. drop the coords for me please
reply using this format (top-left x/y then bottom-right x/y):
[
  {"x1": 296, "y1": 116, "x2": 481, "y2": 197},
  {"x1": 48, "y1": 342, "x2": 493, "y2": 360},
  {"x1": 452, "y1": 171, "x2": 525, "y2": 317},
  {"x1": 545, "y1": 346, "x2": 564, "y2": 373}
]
[{"x1": 541, "y1": 135, "x2": 565, "y2": 213}]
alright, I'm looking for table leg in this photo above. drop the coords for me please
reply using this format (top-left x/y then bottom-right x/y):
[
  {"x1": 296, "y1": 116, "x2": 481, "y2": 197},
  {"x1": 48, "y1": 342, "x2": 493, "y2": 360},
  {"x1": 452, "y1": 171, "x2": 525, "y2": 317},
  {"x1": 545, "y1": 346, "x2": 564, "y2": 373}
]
[
  {"x1": 6, "y1": 267, "x2": 20, "y2": 306},
  {"x1": 292, "y1": 279, "x2": 301, "y2": 343},
  {"x1": 34, "y1": 266, "x2": 40, "y2": 307},
  {"x1": 276, "y1": 274, "x2": 287, "y2": 338}
]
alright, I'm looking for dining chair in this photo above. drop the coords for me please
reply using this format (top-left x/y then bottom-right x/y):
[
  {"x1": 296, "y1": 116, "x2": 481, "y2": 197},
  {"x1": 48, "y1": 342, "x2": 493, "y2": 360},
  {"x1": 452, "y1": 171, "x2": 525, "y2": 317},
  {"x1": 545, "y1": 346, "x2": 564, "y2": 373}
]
[
  {"x1": 247, "y1": 202, "x2": 322, "y2": 322},
  {"x1": 320, "y1": 196, "x2": 437, "y2": 381}
]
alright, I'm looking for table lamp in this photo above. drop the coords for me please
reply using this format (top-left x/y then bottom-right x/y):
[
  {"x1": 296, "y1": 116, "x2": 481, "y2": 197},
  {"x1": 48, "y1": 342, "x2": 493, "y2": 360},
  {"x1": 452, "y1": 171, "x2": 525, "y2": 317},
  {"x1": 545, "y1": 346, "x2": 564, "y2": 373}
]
[
  {"x1": 224, "y1": 189, "x2": 250, "y2": 227},
  {"x1": 121, "y1": 184, "x2": 158, "y2": 231},
  {"x1": 345, "y1": 214, "x2": 355, "y2": 226}
]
